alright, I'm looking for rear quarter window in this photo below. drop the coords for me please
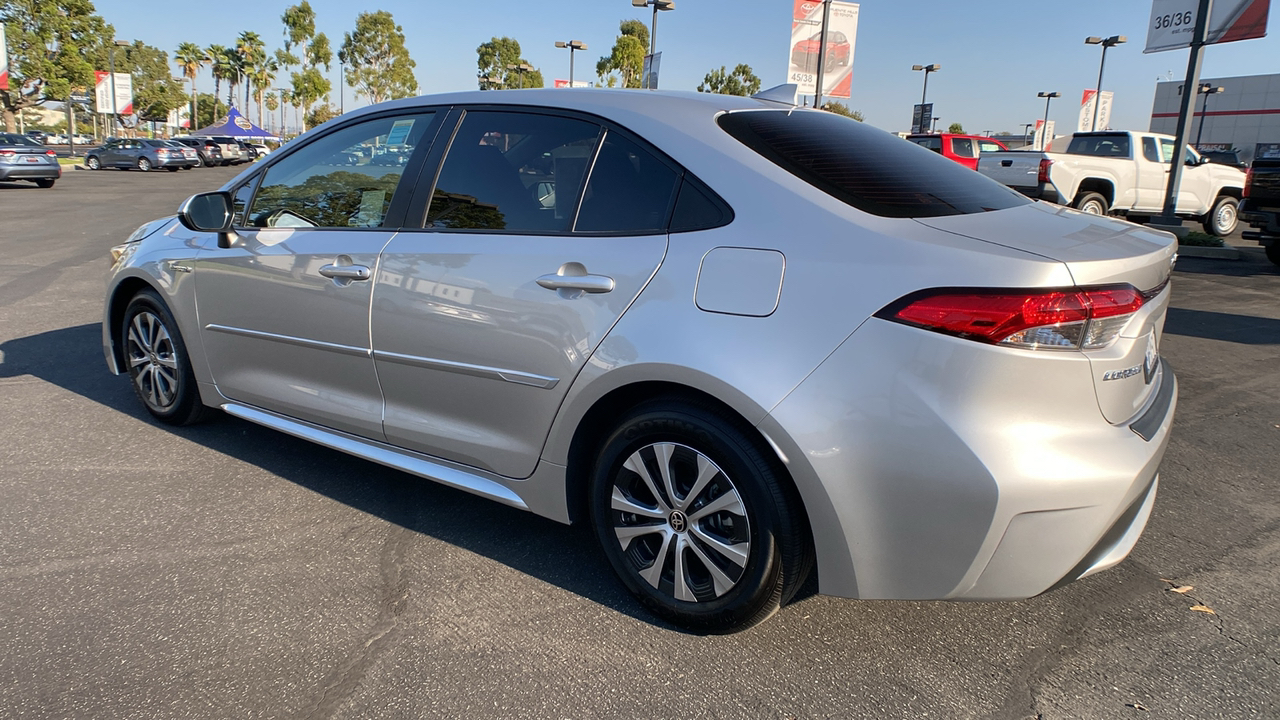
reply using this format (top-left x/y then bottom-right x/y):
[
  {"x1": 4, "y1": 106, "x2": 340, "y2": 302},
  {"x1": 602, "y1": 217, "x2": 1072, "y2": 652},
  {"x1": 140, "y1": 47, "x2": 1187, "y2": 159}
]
[{"x1": 720, "y1": 110, "x2": 1028, "y2": 219}]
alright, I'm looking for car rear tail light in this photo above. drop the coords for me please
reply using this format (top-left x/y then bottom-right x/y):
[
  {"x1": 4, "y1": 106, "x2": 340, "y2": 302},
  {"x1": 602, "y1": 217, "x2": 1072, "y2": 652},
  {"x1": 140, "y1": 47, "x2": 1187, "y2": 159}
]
[
  {"x1": 1038, "y1": 157, "x2": 1053, "y2": 185},
  {"x1": 1243, "y1": 167, "x2": 1253, "y2": 198},
  {"x1": 878, "y1": 285, "x2": 1145, "y2": 351},
  {"x1": 45, "y1": 149, "x2": 57, "y2": 157},
  {"x1": 0, "y1": 150, "x2": 14, "y2": 157}
]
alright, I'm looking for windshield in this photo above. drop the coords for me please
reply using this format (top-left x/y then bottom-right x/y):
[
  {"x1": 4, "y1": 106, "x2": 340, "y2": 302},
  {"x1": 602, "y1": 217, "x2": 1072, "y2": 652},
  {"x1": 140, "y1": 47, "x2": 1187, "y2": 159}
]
[
  {"x1": 0, "y1": 133, "x2": 42, "y2": 147},
  {"x1": 720, "y1": 110, "x2": 1029, "y2": 219}
]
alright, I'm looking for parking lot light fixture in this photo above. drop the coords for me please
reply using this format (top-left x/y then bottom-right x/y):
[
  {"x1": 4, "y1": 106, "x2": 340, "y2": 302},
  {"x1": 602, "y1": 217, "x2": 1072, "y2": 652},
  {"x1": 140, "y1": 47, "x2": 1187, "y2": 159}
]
[
  {"x1": 911, "y1": 63, "x2": 940, "y2": 110},
  {"x1": 1085, "y1": 35, "x2": 1126, "y2": 131},
  {"x1": 1037, "y1": 92, "x2": 1061, "y2": 150},
  {"x1": 555, "y1": 41, "x2": 588, "y2": 86},
  {"x1": 1195, "y1": 84, "x2": 1225, "y2": 148},
  {"x1": 1022, "y1": 122, "x2": 1035, "y2": 147},
  {"x1": 506, "y1": 62, "x2": 534, "y2": 90},
  {"x1": 632, "y1": 0, "x2": 675, "y2": 57}
]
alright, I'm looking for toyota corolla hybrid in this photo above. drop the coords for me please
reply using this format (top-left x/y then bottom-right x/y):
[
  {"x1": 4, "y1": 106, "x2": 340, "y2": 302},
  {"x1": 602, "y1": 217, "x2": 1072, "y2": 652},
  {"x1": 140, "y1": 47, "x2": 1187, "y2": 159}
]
[{"x1": 103, "y1": 89, "x2": 1176, "y2": 632}]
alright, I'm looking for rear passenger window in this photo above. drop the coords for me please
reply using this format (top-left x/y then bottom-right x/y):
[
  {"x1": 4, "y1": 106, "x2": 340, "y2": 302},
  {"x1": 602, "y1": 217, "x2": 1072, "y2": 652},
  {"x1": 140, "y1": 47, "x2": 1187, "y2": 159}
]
[
  {"x1": 575, "y1": 132, "x2": 680, "y2": 234},
  {"x1": 951, "y1": 138, "x2": 975, "y2": 158},
  {"x1": 247, "y1": 112, "x2": 434, "y2": 228},
  {"x1": 427, "y1": 111, "x2": 600, "y2": 233},
  {"x1": 1142, "y1": 137, "x2": 1162, "y2": 163}
]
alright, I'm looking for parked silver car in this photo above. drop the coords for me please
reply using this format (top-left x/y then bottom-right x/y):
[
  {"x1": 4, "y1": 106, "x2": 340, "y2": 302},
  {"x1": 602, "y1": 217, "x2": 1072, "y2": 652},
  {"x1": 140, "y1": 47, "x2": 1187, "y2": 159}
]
[
  {"x1": 103, "y1": 90, "x2": 1177, "y2": 632},
  {"x1": 85, "y1": 138, "x2": 192, "y2": 172},
  {"x1": 0, "y1": 132, "x2": 61, "y2": 187}
]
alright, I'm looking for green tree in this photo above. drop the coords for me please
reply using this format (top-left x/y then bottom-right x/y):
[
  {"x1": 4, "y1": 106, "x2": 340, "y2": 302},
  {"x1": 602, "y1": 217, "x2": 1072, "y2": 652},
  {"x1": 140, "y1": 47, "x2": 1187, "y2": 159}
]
[
  {"x1": 173, "y1": 42, "x2": 209, "y2": 132},
  {"x1": 596, "y1": 21, "x2": 648, "y2": 88},
  {"x1": 475, "y1": 37, "x2": 542, "y2": 90},
  {"x1": 108, "y1": 42, "x2": 185, "y2": 125},
  {"x1": 696, "y1": 64, "x2": 761, "y2": 96},
  {"x1": 236, "y1": 31, "x2": 266, "y2": 120},
  {"x1": 340, "y1": 10, "x2": 418, "y2": 104},
  {"x1": 282, "y1": 1, "x2": 331, "y2": 131},
  {"x1": 305, "y1": 102, "x2": 339, "y2": 128},
  {"x1": 948, "y1": 122, "x2": 965, "y2": 134},
  {"x1": 820, "y1": 101, "x2": 864, "y2": 121},
  {"x1": 0, "y1": 0, "x2": 112, "y2": 131},
  {"x1": 251, "y1": 56, "x2": 279, "y2": 129},
  {"x1": 194, "y1": 92, "x2": 227, "y2": 129}
]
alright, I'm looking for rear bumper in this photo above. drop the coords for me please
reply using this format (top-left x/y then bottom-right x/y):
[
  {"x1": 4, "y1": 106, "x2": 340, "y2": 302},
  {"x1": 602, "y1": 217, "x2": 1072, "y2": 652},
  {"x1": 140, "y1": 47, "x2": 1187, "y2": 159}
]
[
  {"x1": 0, "y1": 163, "x2": 61, "y2": 180},
  {"x1": 1240, "y1": 201, "x2": 1280, "y2": 237},
  {"x1": 762, "y1": 318, "x2": 1176, "y2": 601},
  {"x1": 1010, "y1": 183, "x2": 1063, "y2": 205}
]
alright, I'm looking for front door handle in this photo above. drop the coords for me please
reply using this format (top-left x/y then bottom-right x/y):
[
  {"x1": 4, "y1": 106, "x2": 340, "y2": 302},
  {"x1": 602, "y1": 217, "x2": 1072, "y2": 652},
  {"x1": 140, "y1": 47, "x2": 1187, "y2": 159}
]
[
  {"x1": 536, "y1": 262, "x2": 615, "y2": 295},
  {"x1": 319, "y1": 262, "x2": 371, "y2": 281}
]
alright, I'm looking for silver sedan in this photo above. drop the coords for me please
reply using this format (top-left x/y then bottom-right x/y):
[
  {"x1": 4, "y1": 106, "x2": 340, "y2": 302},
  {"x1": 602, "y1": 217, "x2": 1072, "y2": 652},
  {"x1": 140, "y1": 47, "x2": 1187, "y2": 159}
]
[{"x1": 102, "y1": 89, "x2": 1177, "y2": 632}]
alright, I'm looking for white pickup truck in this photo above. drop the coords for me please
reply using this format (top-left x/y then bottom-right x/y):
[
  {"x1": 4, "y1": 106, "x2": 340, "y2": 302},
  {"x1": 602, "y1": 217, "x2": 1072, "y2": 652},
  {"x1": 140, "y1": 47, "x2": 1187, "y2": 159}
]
[{"x1": 977, "y1": 131, "x2": 1246, "y2": 236}]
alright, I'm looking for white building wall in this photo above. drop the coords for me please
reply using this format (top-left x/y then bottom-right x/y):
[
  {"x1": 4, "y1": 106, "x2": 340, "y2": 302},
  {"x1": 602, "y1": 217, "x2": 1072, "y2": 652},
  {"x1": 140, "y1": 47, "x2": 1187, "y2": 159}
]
[{"x1": 1149, "y1": 73, "x2": 1280, "y2": 163}]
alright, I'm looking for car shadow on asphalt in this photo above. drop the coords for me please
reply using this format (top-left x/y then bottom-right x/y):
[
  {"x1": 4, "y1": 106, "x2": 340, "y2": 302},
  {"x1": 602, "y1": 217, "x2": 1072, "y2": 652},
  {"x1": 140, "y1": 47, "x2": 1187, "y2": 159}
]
[
  {"x1": 1164, "y1": 307, "x2": 1280, "y2": 346},
  {"x1": 0, "y1": 322, "x2": 715, "y2": 632},
  {"x1": 1174, "y1": 255, "x2": 1280, "y2": 278}
]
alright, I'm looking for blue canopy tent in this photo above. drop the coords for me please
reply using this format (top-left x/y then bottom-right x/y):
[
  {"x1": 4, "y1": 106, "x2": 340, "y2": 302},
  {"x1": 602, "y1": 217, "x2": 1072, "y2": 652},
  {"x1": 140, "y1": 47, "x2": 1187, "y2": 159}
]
[{"x1": 191, "y1": 106, "x2": 279, "y2": 141}]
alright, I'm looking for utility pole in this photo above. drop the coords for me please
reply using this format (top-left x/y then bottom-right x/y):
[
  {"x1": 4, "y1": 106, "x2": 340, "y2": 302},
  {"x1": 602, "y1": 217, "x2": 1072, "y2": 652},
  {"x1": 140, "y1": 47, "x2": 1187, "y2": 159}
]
[
  {"x1": 1158, "y1": 0, "x2": 1214, "y2": 225},
  {"x1": 814, "y1": 0, "x2": 831, "y2": 108}
]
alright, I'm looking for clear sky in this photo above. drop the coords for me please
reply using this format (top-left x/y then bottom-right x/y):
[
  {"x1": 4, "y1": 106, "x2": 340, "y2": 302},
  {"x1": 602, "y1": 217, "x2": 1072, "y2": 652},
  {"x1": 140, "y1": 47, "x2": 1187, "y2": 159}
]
[{"x1": 93, "y1": 0, "x2": 1280, "y2": 134}]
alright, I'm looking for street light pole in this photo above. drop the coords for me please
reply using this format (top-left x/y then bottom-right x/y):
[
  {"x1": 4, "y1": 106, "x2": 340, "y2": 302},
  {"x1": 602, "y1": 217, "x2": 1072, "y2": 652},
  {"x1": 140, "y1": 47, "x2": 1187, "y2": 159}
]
[
  {"x1": 1022, "y1": 122, "x2": 1034, "y2": 148},
  {"x1": 911, "y1": 63, "x2": 940, "y2": 132},
  {"x1": 1195, "y1": 83, "x2": 1224, "y2": 148},
  {"x1": 932, "y1": 117, "x2": 941, "y2": 133},
  {"x1": 631, "y1": 0, "x2": 675, "y2": 59},
  {"x1": 1085, "y1": 35, "x2": 1126, "y2": 131},
  {"x1": 555, "y1": 41, "x2": 588, "y2": 86},
  {"x1": 1037, "y1": 91, "x2": 1060, "y2": 151},
  {"x1": 506, "y1": 63, "x2": 534, "y2": 89}
]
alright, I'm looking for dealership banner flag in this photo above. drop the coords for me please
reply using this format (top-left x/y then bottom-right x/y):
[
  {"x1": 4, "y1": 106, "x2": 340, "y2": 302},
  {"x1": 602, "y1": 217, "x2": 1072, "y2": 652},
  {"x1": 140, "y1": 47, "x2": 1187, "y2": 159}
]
[
  {"x1": 0, "y1": 23, "x2": 9, "y2": 91},
  {"x1": 787, "y1": 0, "x2": 859, "y2": 98},
  {"x1": 1146, "y1": 0, "x2": 1270, "y2": 52},
  {"x1": 1078, "y1": 90, "x2": 1114, "y2": 132},
  {"x1": 94, "y1": 71, "x2": 133, "y2": 115}
]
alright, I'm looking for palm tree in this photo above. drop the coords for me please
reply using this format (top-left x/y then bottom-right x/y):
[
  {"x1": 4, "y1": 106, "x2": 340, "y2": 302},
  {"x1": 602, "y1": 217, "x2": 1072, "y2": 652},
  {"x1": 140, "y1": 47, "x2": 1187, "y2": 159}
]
[
  {"x1": 207, "y1": 44, "x2": 232, "y2": 111},
  {"x1": 237, "y1": 31, "x2": 266, "y2": 121},
  {"x1": 252, "y1": 57, "x2": 279, "y2": 131},
  {"x1": 173, "y1": 42, "x2": 209, "y2": 132}
]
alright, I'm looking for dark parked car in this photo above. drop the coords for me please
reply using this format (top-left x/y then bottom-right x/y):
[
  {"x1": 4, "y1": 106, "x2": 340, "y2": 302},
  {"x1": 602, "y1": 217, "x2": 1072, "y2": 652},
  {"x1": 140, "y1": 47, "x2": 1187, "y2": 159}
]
[
  {"x1": 85, "y1": 138, "x2": 193, "y2": 172},
  {"x1": 24, "y1": 130, "x2": 48, "y2": 145},
  {"x1": 172, "y1": 137, "x2": 225, "y2": 167},
  {"x1": 0, "y1": 132, "x2": 61, "y2": 187},
  {"x1": 1241, "y1": 156, "x2": 1280, "y2": 266}
]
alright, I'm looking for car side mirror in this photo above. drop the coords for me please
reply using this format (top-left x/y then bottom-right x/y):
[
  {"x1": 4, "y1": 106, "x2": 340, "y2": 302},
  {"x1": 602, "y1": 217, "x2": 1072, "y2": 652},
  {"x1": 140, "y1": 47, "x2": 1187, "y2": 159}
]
[{"x1": 177, "y1": 191, "x2": 237, "y2": 248}]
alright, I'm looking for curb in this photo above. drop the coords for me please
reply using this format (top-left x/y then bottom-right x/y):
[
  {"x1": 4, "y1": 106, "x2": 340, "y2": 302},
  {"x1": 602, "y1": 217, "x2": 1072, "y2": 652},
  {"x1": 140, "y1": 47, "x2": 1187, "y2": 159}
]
[{"x1": 1177, "y1": 245, "x2": 1240, "y2": 260}]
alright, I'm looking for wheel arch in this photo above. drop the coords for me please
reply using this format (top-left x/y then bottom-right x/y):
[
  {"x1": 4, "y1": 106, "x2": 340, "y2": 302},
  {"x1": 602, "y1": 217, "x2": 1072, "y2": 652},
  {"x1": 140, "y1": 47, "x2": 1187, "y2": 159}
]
[
  {"x1": 1075, "y1": 177, "x2": 1115, "y2": 208},
  {"x1": 105, "y1": 276, "x2": 162, "y2": 373}
]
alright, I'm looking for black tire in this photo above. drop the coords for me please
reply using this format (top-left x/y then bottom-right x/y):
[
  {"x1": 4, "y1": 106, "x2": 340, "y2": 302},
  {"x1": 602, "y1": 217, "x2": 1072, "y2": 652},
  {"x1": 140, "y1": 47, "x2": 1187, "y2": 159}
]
[
  {"x1": 121, "y1": 289, "x2": 212, "y2": 426},
  {"x1": 35, "y1": 179, "x2": 55, "y2": 188},
  {"x1": 137, "y1": 157, "x2": 151, "y2": 172},
  {"x1": 589, "y1": 398, "x2": 812, "y2": 633},
  {"x1": 1202, "y1": 196, "x2": 1239, "y2": 237},
  {"x1": 1265, "y1": 243, "x2": 1280, "y2": 267},
  {"x1": 203, "y1": 155, "x2": 216, "y2": 167},
  {"x1": 85, "y1": 155, "x2": 100, "y2": 170},
  {"x1": 1074, "y1": 191, "x2": 1109, "y2": 215}
]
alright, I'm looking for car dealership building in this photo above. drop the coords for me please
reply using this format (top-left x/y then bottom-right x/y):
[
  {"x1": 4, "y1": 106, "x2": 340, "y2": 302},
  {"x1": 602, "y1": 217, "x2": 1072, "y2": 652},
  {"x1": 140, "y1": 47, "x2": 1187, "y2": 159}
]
[{"x1": 1149, "y1": 73, "x2": 1280, "y2": 163}]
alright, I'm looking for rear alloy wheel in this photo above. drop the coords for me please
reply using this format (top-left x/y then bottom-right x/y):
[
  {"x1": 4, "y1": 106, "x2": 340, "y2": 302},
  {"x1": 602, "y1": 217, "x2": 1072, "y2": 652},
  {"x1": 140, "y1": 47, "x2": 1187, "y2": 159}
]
[
  {"x1": 1075, "y1": 192, "x2": 1109, "y2": 216},
  {"x1": 1202, "y1": 196, "x2": 1239, "y2": 236},
  {"x1": 35, "y1": 179, "x2": 55, "y2": 188},
  {"x1": 137, "y1": 157, "x2": 151, "y2": 172},
  {"x1": 85, "y1": 156, "x2": 100, "y2": 170},
  {"x1": 590, "y1": 400, "x2": 812, "y2": 633},
  {"x1": 121, "y1": 289, "x2": 211, "y2": 426}
]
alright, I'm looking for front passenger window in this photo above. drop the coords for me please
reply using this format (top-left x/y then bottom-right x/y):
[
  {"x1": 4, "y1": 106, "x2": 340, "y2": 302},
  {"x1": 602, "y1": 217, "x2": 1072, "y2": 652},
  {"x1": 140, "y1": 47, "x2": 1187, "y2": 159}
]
[{"x1": 247, "y1": 112, "x2": 434, "y2": 229}]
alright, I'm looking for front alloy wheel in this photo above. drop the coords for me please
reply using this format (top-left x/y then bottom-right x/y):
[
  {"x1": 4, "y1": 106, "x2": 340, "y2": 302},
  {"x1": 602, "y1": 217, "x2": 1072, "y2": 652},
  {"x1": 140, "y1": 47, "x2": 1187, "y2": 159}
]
[
  {"x1": 138, "y1": 157, "x2": 151, "y2": 172},
  {"x1": 121, "y1": 289, "x2": 211, "y2": 425}
]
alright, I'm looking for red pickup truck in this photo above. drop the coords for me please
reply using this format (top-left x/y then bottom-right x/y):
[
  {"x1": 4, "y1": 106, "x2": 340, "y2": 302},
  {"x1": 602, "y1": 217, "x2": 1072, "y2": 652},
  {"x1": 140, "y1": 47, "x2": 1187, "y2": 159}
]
[{"x1": 907, "y1": 134, "x2": 1008, "y2": 171}]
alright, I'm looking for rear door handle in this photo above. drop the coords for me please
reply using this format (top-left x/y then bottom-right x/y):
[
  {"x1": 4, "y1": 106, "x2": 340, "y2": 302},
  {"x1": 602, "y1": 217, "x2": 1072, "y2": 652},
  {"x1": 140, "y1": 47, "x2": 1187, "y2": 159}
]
[
  {"x1": 536, "y1": 262, "x2": 614, "y2": 294},
  {"x1": 318, "y1": 263, "x2": 371, "y2": 281}
]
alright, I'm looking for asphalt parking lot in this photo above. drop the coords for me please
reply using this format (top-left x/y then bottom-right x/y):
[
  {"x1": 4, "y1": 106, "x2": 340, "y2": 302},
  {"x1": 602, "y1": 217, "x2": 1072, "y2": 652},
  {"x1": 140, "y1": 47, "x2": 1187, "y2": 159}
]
[{"x1": 1, "y1": 168, "x2": 1277, "y2": 720}]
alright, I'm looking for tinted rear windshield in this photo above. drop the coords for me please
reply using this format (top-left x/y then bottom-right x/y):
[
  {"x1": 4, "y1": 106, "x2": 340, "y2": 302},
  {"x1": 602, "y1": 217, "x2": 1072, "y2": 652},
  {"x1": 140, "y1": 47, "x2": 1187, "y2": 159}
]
[
  {"x1": 719, "y1": 110, "x2": 1028, "y2": 219},
  {"x1": 1066, "y1": 133, "x2": 1131, "y2": 158}
]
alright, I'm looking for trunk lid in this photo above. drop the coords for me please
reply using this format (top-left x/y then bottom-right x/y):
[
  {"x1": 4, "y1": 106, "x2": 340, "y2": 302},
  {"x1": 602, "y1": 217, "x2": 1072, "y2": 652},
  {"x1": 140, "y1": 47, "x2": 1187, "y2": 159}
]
[{"x1": 916, "y1": 202, "x2": 1177, "y2": 425}]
